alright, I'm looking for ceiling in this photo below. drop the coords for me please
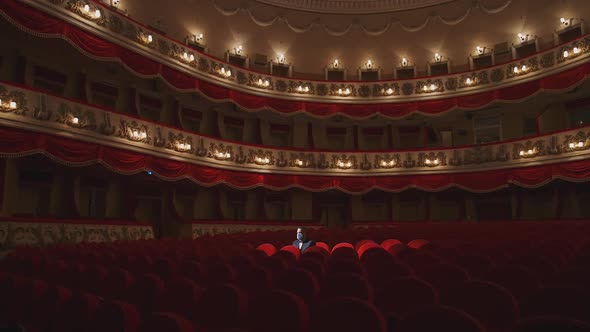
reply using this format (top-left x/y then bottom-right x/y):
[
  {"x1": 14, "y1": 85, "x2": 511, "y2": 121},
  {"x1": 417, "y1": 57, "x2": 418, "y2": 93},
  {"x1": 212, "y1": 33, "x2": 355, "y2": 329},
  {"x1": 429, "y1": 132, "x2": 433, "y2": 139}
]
[{"x1": 116, "y1": 0, "x2": 586, "y2": 79}]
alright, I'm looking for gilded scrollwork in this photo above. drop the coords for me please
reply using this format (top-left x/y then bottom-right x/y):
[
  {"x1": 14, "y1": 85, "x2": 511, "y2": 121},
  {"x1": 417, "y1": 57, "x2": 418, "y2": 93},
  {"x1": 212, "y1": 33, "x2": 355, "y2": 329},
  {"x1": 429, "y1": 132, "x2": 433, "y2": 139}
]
[
  {"x1": 330, "y1": 154, "x2": 358, "y2": 169},
  {"x1": 166, "y1": 132, "x2": 194, "y2": 153},
  {"x1": 208, "y1": 143, "x2": 233, "y2": 161},
  {"x1": 248, "y1": 149, "x2": 275, "y2": 166},
  {"x1": 419, "y1": 152, "x2": 447, "y2": 167},
  {"x1": 289, "y1": 153, "x2": 315, "y2": 168},
  {"x1": 512, "y1": 140, "x2": 546, "y2": 159},
  {"x1": 374, "y1": 154, "x2": 401, "y2": 169},
  {"x1": 56, "y1": 103, "x2": 96, "y2": 130},
  {"x1": 416, "y1": 79, "x2": 444, "y2": 94},
  {"x1": 65, "y1": 0, "x2": 107, "y2": 26},
  {"x1": 0, "y1": 88, "x2": 28, "y2": 116},
  {"x1": 117, "y1": 120, "x2": 150, "y2": 143},
  {"x1": 563, "y1": 131, "x2": 589, "y2": 152},
  {"x1": 464, "y1": 145, "x2": 495, "y2": 165}
]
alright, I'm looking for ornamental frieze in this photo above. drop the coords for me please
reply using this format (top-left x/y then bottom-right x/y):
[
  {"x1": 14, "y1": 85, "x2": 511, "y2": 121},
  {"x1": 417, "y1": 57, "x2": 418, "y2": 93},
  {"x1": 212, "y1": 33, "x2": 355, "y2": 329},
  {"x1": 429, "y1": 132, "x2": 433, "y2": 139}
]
[{"x1": 1, "y1": 83, "x2": 590, "y2": 177}]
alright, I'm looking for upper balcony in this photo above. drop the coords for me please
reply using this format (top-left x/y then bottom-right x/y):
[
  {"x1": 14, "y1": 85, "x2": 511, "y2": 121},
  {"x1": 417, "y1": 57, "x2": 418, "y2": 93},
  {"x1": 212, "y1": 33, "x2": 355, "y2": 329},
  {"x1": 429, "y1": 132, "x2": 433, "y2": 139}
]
[{"x1": 1, "y1": 0, "x2": 590, "y2": 120}]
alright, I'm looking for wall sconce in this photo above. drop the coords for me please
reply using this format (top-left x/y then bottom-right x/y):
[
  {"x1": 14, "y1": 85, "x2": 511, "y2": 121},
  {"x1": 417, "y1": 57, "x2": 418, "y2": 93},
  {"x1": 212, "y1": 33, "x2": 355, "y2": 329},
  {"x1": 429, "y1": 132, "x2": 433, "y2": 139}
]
[
  {"x1": 517, "y1": 33, "x2": 530, "y2": 43},
  {"x1": 476, "y1": 46, "x2": 487, "y2": 55},
  {"x1": 384, "y1": 87, "x2": 394, "y2": 95},
  {"x1": 434, "y1": 53, "x2": 442, "y2": 62},
  {"x1": 254, "y1": 155, "x2": 271, "y2": 165},
  {"x1": 140, "y1": 32, "x2": 153, "y2": 45},
  {"x1": 380, "y1": 159, "x2": 396, "y2": 167},
  {"x1": 401, "y1": 57, "x2": 409, "y2": 67},
  {"x1": 512, "y1": 64, "x2": 529, "y2": 75},
  {"x1": 111, "y1": 0, "x2": 120, "y2": 7},
  {"x1": 333, "y1": 59, "x2": 339, "y2": 68},
  {"x1": 519, "y1": 148, "x2": 537, "y2": 157},
  {"x1": 295, "y1": 159, "x2": 304, "y2": 167},
  {"x1": 337, "y1": 87, "x2": 352, "y2": 96},
  {"x1": 297, "y1": 85, "x2": 310, "y2": 93},
  {"x1": 131, "y1": 129, "x2": 147, "y2": 140},
  {"x1": 214, "y1": 150, "x2": 232, "y2": 160},
  {"x1": 81, "y1": 3, "x2": 101, "y2": 19},
  {"x1": 277, "y1": 54, "x2": 286, "y2": 64},
  {"x1": 568, "y1": 141, "x2": 586, "y2": 149},
  {"x1": 0, "y1": 99, "x2": 17, "y2": 111},
  {"x1": 196, "y1": 33, "x2": 204, "y2": 42},
  {"x1": 563, "y1": 46, "x2": 582, "y2": 59},
  {"x1": 337, "y1": 160, "x2": 353, "y2": 169},
  {"x1": 366, "y1": 59, "x2": 373, "y2": 69},
  {"x1": 256, "y1": 78, "x2": 270, "y2": 88},
  {"x1": 424, "y1": 158, "x2": 440, "y2": 166},
  {"x1": 182, "y1": 51, "x2": 195, "y2": 63},
  {"x1": 422, "y1": 83, "x2": 438, "y2": 92},
  {"x1": 219, "y1": 67, "x2": 232, "y2": 77},
  {"x1": 72, "y1": 116, "x2": 79, "y2": 125},
  {"x1": 560, "y1": 17, "x2": 573, "y2": 27},
  {"x1": 234, "y1": 45, "x2": 243, "y2": 55}
]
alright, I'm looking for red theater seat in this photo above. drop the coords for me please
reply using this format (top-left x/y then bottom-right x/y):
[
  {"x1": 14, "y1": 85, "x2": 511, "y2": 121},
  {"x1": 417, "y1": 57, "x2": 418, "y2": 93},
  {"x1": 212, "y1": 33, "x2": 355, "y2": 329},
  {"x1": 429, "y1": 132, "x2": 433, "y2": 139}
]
[
  {"x1": 484, "y1": 265, "x2": 540, "y2": 301},
  {"x1": 397, "y1": 305, "x2": 485, "y2": 332},
  {"x1": 128, "y1": 273, "x2": 165, "y2": 314},
  {"x1": 310, "y1": 297, "x2": 386, "y2": 332},
  {"x1": 520, "y1": 286, "x2": 590, "y2": 323},
  {"x1": 248, "y1": 289, "x2": 309, "y2": 332},
  {"x1": 407, "y1": 239, "x2": 431, "y2": 250},
  {"x1": 138, "y1": 312, "x2": 194, "y2": 332},
  {"x1": 297, "y1": 258, "x2": 327, "y2": 282},
  {"x1": 418, "y1": 263, "x2": 470, "y2": 294},
  {"x1": 196, "y1": 283, "x2": 247, "y2": 330},
  {"x1": 442, "y1": 280, "x2": 519, "y2": 331},
  {"x1": 256, "y1": 243, "x2": 277, "y2": 257},
  {"x1": 315, "y1": 242, "x2": 330, "y2": 252},
  {"x1": 513, "y1": 315, "x2": 590, "y2": 332},
  {"x1": 281, "y1": 245, "x2": 302, "y2": 259},
  {"x1": 320, "y1": 273, "x2": 373, "y2": 302},
  {"x1": 381, "y1": 239, "x2": 403, "y2": 251},
  {"x1": 274, "y1": 268, "x2": 320, "y2": 304},
  {"x1": 91, "y1": 300, "x2": 141, "y2": 332},
  {"x1": 236, "y1": 265, "x2": 272, "y2": 295},
  {"x1": 50, "y1": 292, "x2": 102, "y2": 332},
  {"x1": 375, "y1": 277, "x2": 438, "y2": 318},
  {"x1": 159, "y1": 277, "x2": 202, "y2": 321},
  {"x1": 331, "y1": 243, "x2": 357, "y2": 258}
]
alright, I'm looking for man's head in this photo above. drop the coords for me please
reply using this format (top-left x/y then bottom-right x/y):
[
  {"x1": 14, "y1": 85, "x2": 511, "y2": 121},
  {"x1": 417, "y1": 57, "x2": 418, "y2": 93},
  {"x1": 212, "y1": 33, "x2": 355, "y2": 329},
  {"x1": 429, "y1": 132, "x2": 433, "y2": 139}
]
[{"x1": 296, "y1": 227, "x2": 306, "y2": 241}]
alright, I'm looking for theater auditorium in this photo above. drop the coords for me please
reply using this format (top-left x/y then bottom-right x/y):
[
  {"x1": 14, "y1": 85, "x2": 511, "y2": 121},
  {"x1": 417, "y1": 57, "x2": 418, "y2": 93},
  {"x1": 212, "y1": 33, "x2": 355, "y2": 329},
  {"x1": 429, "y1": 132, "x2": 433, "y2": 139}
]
[{"x1": 1, "y1": 0, "x2": 590, "y2": 331}]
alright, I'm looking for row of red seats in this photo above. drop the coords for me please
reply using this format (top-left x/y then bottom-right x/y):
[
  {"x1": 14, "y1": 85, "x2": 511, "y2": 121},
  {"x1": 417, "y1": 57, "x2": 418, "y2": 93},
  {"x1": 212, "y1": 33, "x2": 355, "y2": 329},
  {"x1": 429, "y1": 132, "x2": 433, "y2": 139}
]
[{"x1": 1, "y1": 221, "x2": 590, "y2": 331}]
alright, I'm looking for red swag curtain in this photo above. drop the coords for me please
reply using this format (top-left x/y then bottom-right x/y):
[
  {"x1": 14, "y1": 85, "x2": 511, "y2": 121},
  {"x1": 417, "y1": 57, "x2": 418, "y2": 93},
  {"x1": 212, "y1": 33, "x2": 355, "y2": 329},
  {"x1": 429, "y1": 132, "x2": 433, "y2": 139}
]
[
  {"x1": 1, "y1": 126, "x2": 589, "y2": 193},
  {"x1": 3, "y1": 0, "x2": 590, "y2": 119}
]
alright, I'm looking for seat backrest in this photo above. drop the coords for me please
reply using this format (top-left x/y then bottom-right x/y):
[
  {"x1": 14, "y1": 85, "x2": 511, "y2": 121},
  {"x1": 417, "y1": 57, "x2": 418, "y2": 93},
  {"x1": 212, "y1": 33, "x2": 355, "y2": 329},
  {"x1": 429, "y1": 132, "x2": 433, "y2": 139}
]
[
  {"x1": 310, "y1": 296, "x2": 386, "y2": 332},
  {"x1": 397, "y1": 305, "x2": 485, "y2": 332},
  {"x1": 248, "y1": 289, "x2": 309, "y2": 332},
  {"x1": 197, "y1": 283, "x2": 248, "y2": 329},
  {"x1": 321, "y1": 273, "x2": 373, "y2": 302},
  {"x1": 442, "y1": 280, "x2": 519, "y2": 330},
  {"x1": 520, "y1": 286, "x2": 590, "y2": 323},
  {"x1": 128, "y1": 273, "x2": 165, "y2": 313},
  {"x1": 376, "y1": 276, "x2": 439, "y2": 318},
  {"x1": 513, "y1": 315, "x2": 590, "y2": 332},
  {"x1": 91, "y1": 300, "x2": 141, "y2": 332},
  {"x1": 274, "y1": 268, "x2": 320, "y2": 304},
  {"x1": 138, "y1": 312, "x2": 194, "y2": 332}
]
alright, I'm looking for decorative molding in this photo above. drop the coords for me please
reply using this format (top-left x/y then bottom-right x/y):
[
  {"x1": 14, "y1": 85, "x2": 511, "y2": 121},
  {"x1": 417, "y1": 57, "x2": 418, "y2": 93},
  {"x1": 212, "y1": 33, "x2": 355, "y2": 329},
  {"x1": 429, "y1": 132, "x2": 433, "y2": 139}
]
[
  {"x1": 1, "y1": 83, "x2": 590, "y2": 177},
  {"x1": 0, "y1": 220, "x2": 153, "y2": 248},
  {"x1": 190, "y1": 222, "x2": 322, "y2": 238}
]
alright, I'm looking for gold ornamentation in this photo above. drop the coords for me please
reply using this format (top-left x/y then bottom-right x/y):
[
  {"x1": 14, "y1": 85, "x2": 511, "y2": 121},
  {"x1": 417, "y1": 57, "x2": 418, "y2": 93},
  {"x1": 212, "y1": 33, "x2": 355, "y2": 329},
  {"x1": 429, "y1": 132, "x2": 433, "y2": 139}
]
[
  {"x1": 248, "y1": 149, "x2": 275, "y2": 165},
  {"x1": 420, "y1": 152, "x2": 446, "y2": 167},
  {"x1": 117, "y1": 120, "x2": 150, "y2": 143},
  {"x1": 289, "y1": 153, "x2": 315, "y2": 168},
  {"x1": 55, "y1": 103, "x2": 96, "y2": 129},
  {"x1": 513, "y1": 140, "x2": 545, "y2": 159},
  {"x1": 563, "y1": 131, "x2": 589, "y2": 152},
  {"x1": 0, "y1": 87, "x2": 27, "y2": 115},
  {"x1": 331, "y1": 154, "x2": 357, "y2": 169},
  {"x1": 66, "y1": 0, "x2": 107, "y2": 26},
  {"x1": 208, "y1": 143, "x2": 233, "y2": 161},
  {"x1": 374, "y1": 154, "x2": 401, "y2": 169},
  {"x1": 167, "y1": 132, "x2": 194, "y2": 153}
]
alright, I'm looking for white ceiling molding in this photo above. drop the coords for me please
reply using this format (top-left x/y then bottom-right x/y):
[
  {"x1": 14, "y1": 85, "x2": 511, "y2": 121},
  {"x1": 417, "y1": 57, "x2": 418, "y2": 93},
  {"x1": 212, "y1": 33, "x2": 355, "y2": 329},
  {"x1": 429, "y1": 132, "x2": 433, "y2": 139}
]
[
  {"x1": 214, "y1": 0, "x2": 513, "y2": 36},
  {"x1": 253, "y1": 0, "x2": 455, "y2": 14}
]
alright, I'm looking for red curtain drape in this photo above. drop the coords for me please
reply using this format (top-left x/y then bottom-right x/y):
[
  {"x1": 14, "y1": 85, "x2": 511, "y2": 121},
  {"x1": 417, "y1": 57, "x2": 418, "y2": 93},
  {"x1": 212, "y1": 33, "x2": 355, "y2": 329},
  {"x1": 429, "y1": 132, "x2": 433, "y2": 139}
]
[
  {"x1": 3, "y1": 0, "x2": 590, "y2": 119},
  {"x1": 1, "y1": 126, "x2": 589, "y2": 194}
]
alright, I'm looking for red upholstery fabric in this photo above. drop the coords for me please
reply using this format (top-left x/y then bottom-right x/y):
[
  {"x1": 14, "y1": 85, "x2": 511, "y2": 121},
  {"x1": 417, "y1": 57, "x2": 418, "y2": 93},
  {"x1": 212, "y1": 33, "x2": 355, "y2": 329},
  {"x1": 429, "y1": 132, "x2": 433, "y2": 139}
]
[
  {"x1": 256, "y1": 243, "x2": 277, "y2": 257},
  {"x1": 159, "y1": 277, "x2": 202, "y2": 320},
  {"x1": 374, "y1": 277, "x2": 439, "y2": 318},
  {"x1": 50, "y1": 292, "x2": 102, "y2": 332},
  {"x1": 485, "y1": 265, "x2": 541, "y2": 301},
  {"x1": 196, "y1": 283, "x2": 248, "y2": 329},
  {"x1": 520, "y1": 286, "x2": 590, "y2": 323},
  {"x1": 310, "y1": 297, "x2": 386, "y2": 332},
  {"x1": 139, "y1": 312, "x2": 194, "y2": 332},
  {"x1": 441, "y1": 280, "x2": 519, "y2": 331},
  {"x1": 91, "y1": 300, "x2": 141, "y2": 332},
  {"x1": 248, "y1": 289, "x2": 310, "y2": 332},
  {"x1": 128, "y1": 273, "x2": 165, "y2": 314},
  {"x1": 513, "y1": 316, "x2": 590, "y2": 332},
  {"x1": 407, "y1": 239, "x2": 431, "y2": 250},
  {"x1": 398, "y1": 305, "x2": 486, "y2": 332},
  {"x1": 314, "y1": 242, "x2": 331, "y2": 253},
  {"x1": 281, "y1": 245, "x2": 302, "y2": 259},
  {"x1": 320, "y1": 273, "x2": 373, "y2": 302},
  {"x1": 275, "y1": 268, "x2": 320, "y2": 304}
]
